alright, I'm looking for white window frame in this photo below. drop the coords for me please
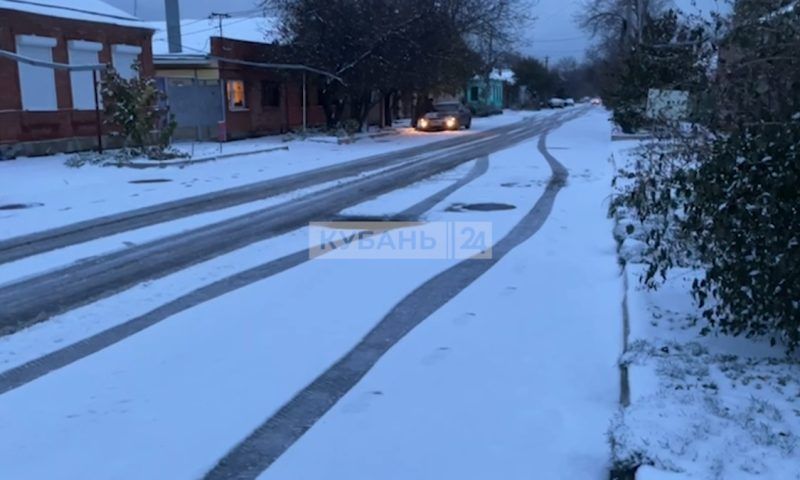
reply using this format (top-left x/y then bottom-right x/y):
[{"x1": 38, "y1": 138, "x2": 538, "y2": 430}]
[
  {"x1": 67, "y1": 40, "x2": 103, "y2": 110},
  {"x1": 15, "y1": 35, "x2": 58, "y2": 111},
  {"x1": 226, "y1": 80, "x2": 248, "y2": 111},
  {"x1": 112, "y1": 44, "x2": 141, "y2": 80}
]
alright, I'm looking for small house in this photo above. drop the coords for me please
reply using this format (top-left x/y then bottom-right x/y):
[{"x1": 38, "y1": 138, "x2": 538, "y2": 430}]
[
  {"x1": 0, "y1": 0, "x2": 154, "y2": 157},
  {"x1": 150, "y1": 17, "x2": 344, "y2": 141},
  {"x1": 465, "y1": 69, "x2": 515, "y2": 111}
]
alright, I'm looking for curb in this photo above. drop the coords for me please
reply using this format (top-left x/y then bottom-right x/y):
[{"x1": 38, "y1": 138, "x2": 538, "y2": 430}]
[
  {"x1": 610, "y1": 150, "x2": 637, "y2": 480},
  {"x1": 124, "y1": 146, "x2": 290, "y2": 169},
  {"x1": 611, "y1": 133, "x2": 653, "y2": 142}
]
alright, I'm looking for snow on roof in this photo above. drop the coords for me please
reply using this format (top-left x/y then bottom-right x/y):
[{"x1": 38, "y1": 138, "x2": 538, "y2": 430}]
[
  {"x1": 490, "y1": 68, "x2": 516, "y2": 84},
  {"x1": 0, "y1": 0, "x2": 150, "y2": 29},
  {"x1": 149, "y1": 17, "x2": 281, "y2": 56}
]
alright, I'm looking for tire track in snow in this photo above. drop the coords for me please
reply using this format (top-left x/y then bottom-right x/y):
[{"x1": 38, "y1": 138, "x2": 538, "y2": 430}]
[
  {"x1": 0, "y1": 157, "x2": 492, "y2": 396},
  {"x1": 0, "y1": 115, "x2": 574, "y2": 335},
  {"x1": 0, "y1": 120, "x2": 532, "y2": 266},
  {"x1": 203, "y1": 130, "x2": 572, "y2": 480}
]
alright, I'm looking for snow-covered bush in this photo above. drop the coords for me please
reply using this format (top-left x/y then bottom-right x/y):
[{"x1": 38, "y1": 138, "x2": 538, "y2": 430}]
[
  {"x1": 102, "y1": 63, "x2": 177, "y2": 158},
  {"x1": 686, "y1": 125, "x2": 800, "y2": 348},
  {"x1": 611, "y1": 1, "x2": 800, "y2": 351}
]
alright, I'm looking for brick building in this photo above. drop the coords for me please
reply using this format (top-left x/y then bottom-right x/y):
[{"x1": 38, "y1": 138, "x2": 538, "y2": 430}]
[
  {"x1": 0, "y1": 0, "x2": 153, "y2": 156},
  {"x1": 150, "y1": 17, "x2": 331, "y2": 141}
]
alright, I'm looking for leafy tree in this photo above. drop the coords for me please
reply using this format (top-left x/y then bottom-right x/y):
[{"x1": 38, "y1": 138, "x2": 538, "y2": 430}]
[
  {"x1": 263, "y1": 0, "x2": 528, "y2": 129},
  {"x1": 102, "y1": 64, "x2": 176, "y2": 157},
  {"x1": 611, "y1": 0, "x2": 800, "y2": 351},
  {"x1": 598, "y1": 9, "x2": 708, "y2": 131},
  {"x1": 512, "y1": 56, "x2": 559, "y2": 102}
]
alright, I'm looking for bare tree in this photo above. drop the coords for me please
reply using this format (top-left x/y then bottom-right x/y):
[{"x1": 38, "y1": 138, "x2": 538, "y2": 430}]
[
  {"x1": 262, "y1": 0, "x2": 532, "y2": 128},
  {"x1": 576, "y1": 0, "x2": 669, "y2": 49}
]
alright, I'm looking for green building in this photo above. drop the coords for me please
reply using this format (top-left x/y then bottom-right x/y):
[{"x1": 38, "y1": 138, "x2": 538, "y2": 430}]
[{"x1": 465, "y1": 69, "x2": 514, "y2": 110}]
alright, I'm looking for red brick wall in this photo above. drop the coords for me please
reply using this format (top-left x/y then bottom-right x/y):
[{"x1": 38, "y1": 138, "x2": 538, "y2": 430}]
[
  {"x1": 211, "y1": 37, "x2": 328, "y2": 139},
  {"x1": 0, "y1": 8, "x2": 153, "y2": 145}
]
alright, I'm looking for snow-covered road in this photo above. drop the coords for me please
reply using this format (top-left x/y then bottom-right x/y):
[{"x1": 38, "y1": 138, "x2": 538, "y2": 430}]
[
  {"x1": 0, "y1": 111, "x2": 537, "y2": 241},
  {"x1": 0, "y1": 108, "x2": 621, "y2": 480},
  {"x1": 257, "y1": 110, "x2": 622, "y2": 480}
]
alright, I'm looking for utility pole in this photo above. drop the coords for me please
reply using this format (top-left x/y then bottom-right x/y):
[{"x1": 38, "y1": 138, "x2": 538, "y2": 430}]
[
  {"x1": 636, "y1": 0, "x2": 644, "y2": 44},
  {"x1": 545, "y1": 56, "x2": 549, "y2": 70},
  {"x1": 209, "y1": 12, "x2": 232, "y2": 38}
]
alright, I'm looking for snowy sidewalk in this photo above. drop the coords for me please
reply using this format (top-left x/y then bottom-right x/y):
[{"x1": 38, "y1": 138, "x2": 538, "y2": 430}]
[{"x1": 259, "y1": 110, "x2": 622, "y2": 479}]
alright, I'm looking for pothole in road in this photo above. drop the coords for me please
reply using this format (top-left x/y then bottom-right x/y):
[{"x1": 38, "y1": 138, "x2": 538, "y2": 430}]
[
  {"x1": 0, "y1": 202, "x2": 44, "y2": 210},
  {"x1": 128, "y1": 179, "x2": 173, "y2": 184},
  {"x1": 446, "y1": 202, "x2": 516, "y2": 212}
]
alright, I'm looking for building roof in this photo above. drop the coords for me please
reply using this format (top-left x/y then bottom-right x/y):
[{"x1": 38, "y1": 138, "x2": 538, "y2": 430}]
[
  {"x1": 0, "y1": 0, "x2": 150, "y2": 29},
  {"x1": 149, "y1": 17, "x2": 280, "y2": 56},
  {"x1": 491, "y1": 68, "x2": 516, "y2": 84},
  {"x1": 472, "y1": 69, "x2": 516, "y2": 85}
]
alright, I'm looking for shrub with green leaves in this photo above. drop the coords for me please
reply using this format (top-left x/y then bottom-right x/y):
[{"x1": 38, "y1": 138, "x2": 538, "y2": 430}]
[
  {"x1": 687, "y1": 125, "x2": 799, "y2": 347},
  {"x1": 102, "y1": 63, "x2": 177, "y2": 157},
  {"x1": 611, "y1": 1, "x2": 800, "y2": 351}
]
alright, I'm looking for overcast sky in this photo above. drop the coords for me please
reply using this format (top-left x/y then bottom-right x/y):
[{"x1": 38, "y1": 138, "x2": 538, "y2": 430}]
[{"x1": 107, "y1": 0, "x2": 727, "y2": 62}]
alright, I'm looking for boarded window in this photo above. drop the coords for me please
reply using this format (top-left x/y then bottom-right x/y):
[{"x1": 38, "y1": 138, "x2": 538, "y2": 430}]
[
  {"x1": 261, "y1": 81, "x2": 281, "y2": 107},
  {"x1": 227, "y1": 80, "x2": 247, "y2": 110},
  {"x1": 15, "y1": 35, "x2": 58, "y2": 111},
  {"x1": 68, "y1": 40, "x2": 102, "y2": 110},
  {"x1": 112, "y1": 44, "x2": 141, "y2": 80}
]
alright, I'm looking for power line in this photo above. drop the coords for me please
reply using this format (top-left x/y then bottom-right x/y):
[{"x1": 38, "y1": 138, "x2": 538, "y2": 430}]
[
  {"x1": 209, "y1": 12, "x2": 232, "y2": 38},
  {"x1": 179, "y1": 15, "x2": 255, "y2": 37},
  {"x1": 0, "y1": 48, "x2": 106, "y2": 71},
  {"x1": 532, "y1": 35, "x2": 591, "y2": 43},
  {"x1": 164, "y1": 43, "x2": 345, "y2": 84}
]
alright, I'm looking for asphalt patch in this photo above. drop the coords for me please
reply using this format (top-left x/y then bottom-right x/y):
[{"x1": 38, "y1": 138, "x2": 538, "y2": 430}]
[
  {"x1": 0, "y1": 202, "x2": 44, "y2": 210},
  {"x1": 128, "y1": 179, "x2": 173, "y2": 184},
  {"x1": 328, "y1": 214, "x2": 419, "y2": 224}
]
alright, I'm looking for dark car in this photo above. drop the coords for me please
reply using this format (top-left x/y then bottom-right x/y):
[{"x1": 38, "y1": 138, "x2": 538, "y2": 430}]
[{"x1": 416, "y1": 102, "x2": 472, "y2": 131}]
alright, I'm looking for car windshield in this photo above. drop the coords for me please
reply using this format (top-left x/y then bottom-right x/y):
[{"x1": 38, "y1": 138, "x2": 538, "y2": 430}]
[{"x1": 433, "y1": 104, "x2": 460, "y2": 112}]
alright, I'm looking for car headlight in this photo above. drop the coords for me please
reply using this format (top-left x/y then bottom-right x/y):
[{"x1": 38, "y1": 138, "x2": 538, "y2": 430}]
[
  {"x1": 445, "y1": 116, "x2": 457, "y2": 128},
  {"x1": 419, "y1": 118, "x2": 429, "y2": 127}
]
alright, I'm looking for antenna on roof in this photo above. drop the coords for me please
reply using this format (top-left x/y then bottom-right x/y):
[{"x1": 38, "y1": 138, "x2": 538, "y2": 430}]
[{"x1": 209, "y1": 12, "x2": 232, "y2": 38}]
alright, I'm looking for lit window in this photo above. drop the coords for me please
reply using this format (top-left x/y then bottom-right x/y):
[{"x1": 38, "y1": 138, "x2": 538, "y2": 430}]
[
  {"x1": 15, "y1": 35, "x2": 58, "y2": 111},
  {"x1": 227, "y1": 80, "x2": 247, "y2": 110}
]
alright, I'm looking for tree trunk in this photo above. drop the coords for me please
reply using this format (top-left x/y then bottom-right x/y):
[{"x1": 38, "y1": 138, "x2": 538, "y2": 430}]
[
  {"x1": 383, "y1": 92, "x2": 393, "y2": 128},
  {"x1": 412, "y1": 92, "x2": 433, "y2": 128}
]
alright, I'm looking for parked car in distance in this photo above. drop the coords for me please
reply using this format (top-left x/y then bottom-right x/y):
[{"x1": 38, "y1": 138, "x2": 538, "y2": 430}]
[
  {"x1": 548, "y1": 98, "x2": 566, "y2": 108},
  {"x1": 416, "y1": 102, "x2": 472, "y2": 131},
  {"x1": 591, "y1": 97, "x2": 602, "y2": 106},
  {"x1": 564, "y1": 98, "x2": 576, "y2": 107}
]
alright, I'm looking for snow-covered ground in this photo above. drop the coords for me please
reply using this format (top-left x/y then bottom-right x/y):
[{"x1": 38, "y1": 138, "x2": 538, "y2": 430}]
[
  {"x1": 0, "y1": 110, "x2": 538, "y2": 241},
  {"x1": 260, "y1": 110, "x2": 622, "y2": 480},
  {"x1": 609, "y1": 146, "x2": 800, "y2": 480},
  {"x1": 0, "y1": 109, "x2": 622, "y2": 479}
]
